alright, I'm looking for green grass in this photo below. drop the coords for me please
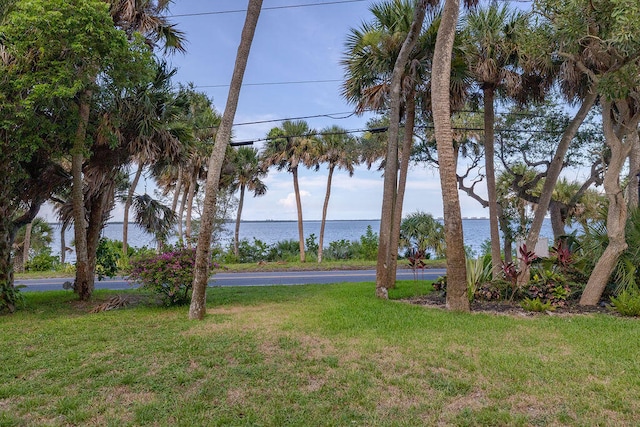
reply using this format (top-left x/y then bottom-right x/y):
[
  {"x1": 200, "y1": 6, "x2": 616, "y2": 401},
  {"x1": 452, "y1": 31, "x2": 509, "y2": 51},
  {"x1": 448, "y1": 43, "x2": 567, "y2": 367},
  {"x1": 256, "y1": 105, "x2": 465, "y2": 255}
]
[{"x1": 1, "y1": 281, "x2": 639, "y2": 426}]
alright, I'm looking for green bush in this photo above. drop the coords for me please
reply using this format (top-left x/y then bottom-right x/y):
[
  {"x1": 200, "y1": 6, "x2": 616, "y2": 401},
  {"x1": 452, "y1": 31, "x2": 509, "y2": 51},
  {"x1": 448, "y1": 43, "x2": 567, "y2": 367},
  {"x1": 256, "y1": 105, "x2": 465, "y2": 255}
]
[
  {"x1": 267, "y1": 239, "x2": 300, "y2": 261},
  {"x1": 610, "y1": 290, "x2": 640, "y2": 317},
  {"x1": 95, "y1": 238, "x2": 120, "y2": 280},
  {"x1": 325, "y1": 239, "x2": 354, "y2": 260},
  {"x1": 25, "y1": 248, "x2": 59, "y2": 272},
  {"x1": 520, "y1": 297, "x2": 554, "y2": 312},
  {"x1": 356, "y1": 226, "x2": 378, "y2": 260},
  {"x1": 1, "y1": 281, "x2": 24, "y2": 314},
  {"x1": 127, "y1": 247, "x2": 215, "y2": 306}
]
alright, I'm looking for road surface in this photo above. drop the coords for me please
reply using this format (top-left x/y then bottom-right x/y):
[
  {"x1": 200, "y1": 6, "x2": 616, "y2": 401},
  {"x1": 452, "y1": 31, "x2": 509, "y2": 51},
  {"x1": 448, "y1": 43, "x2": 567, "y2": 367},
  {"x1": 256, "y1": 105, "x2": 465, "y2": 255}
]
[{"x1": 17, "y1": 269, "x2": 446, "y2": 292}]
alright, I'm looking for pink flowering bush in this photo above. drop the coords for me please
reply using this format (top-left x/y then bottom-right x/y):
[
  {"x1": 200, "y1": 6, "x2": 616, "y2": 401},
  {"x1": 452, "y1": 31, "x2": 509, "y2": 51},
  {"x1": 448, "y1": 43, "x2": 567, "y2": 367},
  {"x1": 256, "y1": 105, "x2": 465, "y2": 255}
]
[{"x1": 128, "y1": 247, "x2": 219, "y2": 306}]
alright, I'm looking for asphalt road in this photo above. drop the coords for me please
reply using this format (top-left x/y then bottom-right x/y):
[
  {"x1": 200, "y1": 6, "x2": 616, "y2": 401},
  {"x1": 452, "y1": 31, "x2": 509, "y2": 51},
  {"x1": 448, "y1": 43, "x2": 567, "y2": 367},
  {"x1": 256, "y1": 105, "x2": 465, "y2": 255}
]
[{"x1": 16, "y1": 269, "x2": 446, "y2": 292}]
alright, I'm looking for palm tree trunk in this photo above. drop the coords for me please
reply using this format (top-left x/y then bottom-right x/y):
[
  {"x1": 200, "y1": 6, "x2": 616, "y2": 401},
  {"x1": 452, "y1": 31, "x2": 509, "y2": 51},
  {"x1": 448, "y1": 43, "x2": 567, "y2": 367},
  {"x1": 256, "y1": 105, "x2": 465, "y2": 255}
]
[
  {"x1": 185, "y1": 176, "x2": 196, "y2": 248},
  {"x1": 432, "y1": 0, "x2": 469, "y2": 311},
  {"x1": 60, "y1": 222, "x2": 67, "y2": 264},
  {"x1": 376, "y1": 0, "x2": 427, "y2": 298},
  {"x1": 580, "y1": 100, "x2": 636, "y2": 305},
  {"x1": 519, "y1": 91, "x2": 597, "y2": 285},
  {"x1": 171, "y1": 169, "x2": 183, "y2": 213},
  {"x1": 71, "y1": 89, "x2": 92, "y2": 301},
  {"x1": 123, "y1": 163, "x2": 143, "y2": 256},
  {"x1": 234, "y1": 184, "x2": 246, "y2": 258},
  {"x1": 483, "y1": 87, "x2": 502, "y2": 278},
  {"x1": 178, "y1": 181, "x2": 188, "y2": 245},
  {"x1": 389, "y1": 90, "x2": 416, "y2": 284},
  {"x1": 292, "y1": 167, "x2": 306, "y2": 262},
  {"x1": 318, "y1": 165, "x2": 335, "y2": 263},
  {"x1": 190, "y1": 0, "x2": 262, "y2": 320}
]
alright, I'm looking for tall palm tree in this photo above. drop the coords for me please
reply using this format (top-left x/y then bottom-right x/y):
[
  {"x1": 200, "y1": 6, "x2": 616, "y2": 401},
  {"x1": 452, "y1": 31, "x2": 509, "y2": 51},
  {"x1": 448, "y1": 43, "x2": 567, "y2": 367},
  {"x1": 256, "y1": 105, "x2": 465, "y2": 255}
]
[
  {"x1": 261, "y1": 120, "x2": 318, "y2": 263},
  {"x1": 342, "y1": 0, "x2": 442, "y2": 294},
  {"x1": 190, "y1": 0, "x2": 263, "y2": 320},
  {"x1": 462, "y1": 3, "x2": 526, "y2": 278},
  {"x1": 121, "y1": 62, "x2": 189, "y2": 256},
  {"x1": 431, "y1": 0, "x2": 478, "y2": 311},
  {"x1": 316, "y1": 126, "x2": 359, "y2": 262},
  {"x1": 228, "y1": 146, "x2": 268, "y2": 258}
]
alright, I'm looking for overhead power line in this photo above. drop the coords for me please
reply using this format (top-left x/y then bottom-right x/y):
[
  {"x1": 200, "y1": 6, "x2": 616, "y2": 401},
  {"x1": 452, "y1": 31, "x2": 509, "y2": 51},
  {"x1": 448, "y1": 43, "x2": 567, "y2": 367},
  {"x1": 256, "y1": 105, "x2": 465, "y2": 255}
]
[
  {"x1": 196, "y1": 79, "x2": 342, "y2": 89},
  {"x1": 168, "y1": 0, "x2": 369, "y2": 18}
]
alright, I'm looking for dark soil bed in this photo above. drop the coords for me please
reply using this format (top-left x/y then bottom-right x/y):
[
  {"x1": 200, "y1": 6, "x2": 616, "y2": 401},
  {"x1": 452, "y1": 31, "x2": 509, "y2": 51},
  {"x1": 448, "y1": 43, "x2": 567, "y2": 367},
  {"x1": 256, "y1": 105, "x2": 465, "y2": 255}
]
[{"x1": 403, "y1": 293, "x2": 616, "y2": 317}]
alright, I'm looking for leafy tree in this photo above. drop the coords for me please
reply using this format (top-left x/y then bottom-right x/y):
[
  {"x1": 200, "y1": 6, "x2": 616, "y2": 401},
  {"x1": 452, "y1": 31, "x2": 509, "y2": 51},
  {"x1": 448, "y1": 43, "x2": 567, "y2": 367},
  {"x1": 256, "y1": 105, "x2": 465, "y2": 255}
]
[{"x1": 531, "y1": 0, "x2": 640, "y2": 305}]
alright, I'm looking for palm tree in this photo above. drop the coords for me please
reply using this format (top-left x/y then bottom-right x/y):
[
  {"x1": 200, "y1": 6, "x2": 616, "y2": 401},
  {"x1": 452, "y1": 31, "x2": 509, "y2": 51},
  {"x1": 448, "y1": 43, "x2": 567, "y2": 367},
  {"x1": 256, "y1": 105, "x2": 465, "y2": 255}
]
[
  {"x1": 190, "y1": 0, "x2": 263, "y2": 320},
  {"x1": 131, "y1": 194, "x2": 176, "y2": 250},
  {"x1": 316, "y1": 126, "x2": 359, "y2": 262},
  {"x1": 228, "y1": 146, "x2": 268, "y2": 258},
  {"x1": 121, "y1": 62, "x2": 189, "y2": 256},
  {"x1": 342, "y1": 0, "x2": 442, "y2": 295},
  {"x1": 431, "y1": 0, "x2": 478, "y2": 311},
  {"x1": 261, "y1": 120, "x2": 319, "y2": 263},
  {"x1": 462, "y1": 3, "x2": 526, "y2": 278}
]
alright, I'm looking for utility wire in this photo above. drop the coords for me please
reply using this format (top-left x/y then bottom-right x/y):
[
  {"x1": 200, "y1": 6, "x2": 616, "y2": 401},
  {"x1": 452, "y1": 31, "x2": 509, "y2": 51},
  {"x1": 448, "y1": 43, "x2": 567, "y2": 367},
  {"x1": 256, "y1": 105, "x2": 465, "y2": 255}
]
[
  {"x1": 196, "y1": 79, "x2": 342, "y2": 89},
  {"x1": 168, "y1": 0, "x2": 369, "y2": 18},
  {"x1": 229, "y1": 123, "x2": 563, "y2": 146}
]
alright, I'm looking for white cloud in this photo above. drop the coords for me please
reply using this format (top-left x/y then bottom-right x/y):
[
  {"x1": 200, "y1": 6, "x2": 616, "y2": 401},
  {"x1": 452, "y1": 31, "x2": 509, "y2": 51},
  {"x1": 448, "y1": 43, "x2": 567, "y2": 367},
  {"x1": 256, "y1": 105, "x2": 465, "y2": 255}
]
[{"x1": 278, "y1": 191, "x2": 310, "y2": 209}]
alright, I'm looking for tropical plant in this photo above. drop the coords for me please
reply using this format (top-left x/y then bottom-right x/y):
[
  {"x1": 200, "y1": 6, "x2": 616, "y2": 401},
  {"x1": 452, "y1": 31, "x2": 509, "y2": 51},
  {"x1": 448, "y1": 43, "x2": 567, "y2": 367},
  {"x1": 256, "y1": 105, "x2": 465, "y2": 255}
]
[
  {"x1": 609, "y1": 290, "x2": 640, "y2": 317},
  {"x1": 261, "y1": 120, "x2": 318, "y2": 263},
  {"x1": 520, "y1": 297, "x2": 554, "y2": 312},
  {"x1": 316, "y1": 127, "x2": 358, "y2": 262},
  {"x1": 228, "y1": 146, "x2": 268, "y2": 258},
  {"x1": 461, "y1": 3, "x2": 529, "y2": 277},
  {"x1": 399, "y1": 212, "x2": 445, "y2": 258}
]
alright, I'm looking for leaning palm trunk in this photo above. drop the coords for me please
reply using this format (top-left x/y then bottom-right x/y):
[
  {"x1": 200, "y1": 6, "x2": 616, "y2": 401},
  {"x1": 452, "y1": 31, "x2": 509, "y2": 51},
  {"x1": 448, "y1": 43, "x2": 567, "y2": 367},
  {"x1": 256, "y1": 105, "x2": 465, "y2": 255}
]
[
  {"x1": 318, "y1": 165, "x2": 336, "y2": 263},
  {"x1": 580, "y1": 100, "x2": 639, "y2": 305},
  {"x1": 518, "y1": 91, "x2": 598, "y2": 285},
  {"x1": 234, "y1": 184, "x2": 246, "y2": 258},
  {"x1": 190, "y1": 0, "x2": 262, "y2": 320},
  {"x1": 292, "y1": 167, "x2": 306, "y2": 262},
  {"x1": 432, "y1": 0, "x2": 469, "y2": 311},
  {"x1": 389, "y1": 91, "x2": 416, "y2": 285},
  {"x1": 177, "y1": 182, "x2": 188, "y2": 244},
  {"x1": 376, "y1": 0, "x2": 427, "y2": 298},
  {"x1": 185, "y1": 177, "x2": 196, "y2": 248},
  {"x1": 123, "y1": 163, "x2": 143, "y2": 256},
  {"x1": 71, "y1": 89, "x2": 93, "y2": 301}
]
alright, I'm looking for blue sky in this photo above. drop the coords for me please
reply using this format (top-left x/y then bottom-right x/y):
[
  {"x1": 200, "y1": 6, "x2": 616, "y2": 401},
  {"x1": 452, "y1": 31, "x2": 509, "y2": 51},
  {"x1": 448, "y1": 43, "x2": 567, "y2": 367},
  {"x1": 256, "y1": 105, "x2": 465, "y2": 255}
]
[
  {"x1": 37, "y1": 0, "x2": 495, "y2": 222},
  {"x1": 157, "y1": 0, "x2": 493, "y2": 221}
]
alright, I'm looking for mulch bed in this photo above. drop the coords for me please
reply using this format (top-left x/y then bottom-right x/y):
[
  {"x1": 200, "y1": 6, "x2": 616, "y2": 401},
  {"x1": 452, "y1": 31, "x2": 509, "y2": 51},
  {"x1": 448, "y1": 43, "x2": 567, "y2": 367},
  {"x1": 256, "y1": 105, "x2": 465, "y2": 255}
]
[{"x1": 403, "y1": 293, "x2": 616, "y2": 317}]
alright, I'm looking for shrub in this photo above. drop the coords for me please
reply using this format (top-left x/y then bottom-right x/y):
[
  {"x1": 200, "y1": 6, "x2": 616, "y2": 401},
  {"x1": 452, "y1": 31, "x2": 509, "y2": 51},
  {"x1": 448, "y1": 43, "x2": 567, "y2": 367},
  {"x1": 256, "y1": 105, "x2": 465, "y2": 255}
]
[
  {"x1": 610, "y1": 290, "x2": 640, "y2": 317},
  {"x1": 128, "y1": 247, "x2": 217, "y2": 306},
  {"x1": 267, "y1": 239, "x2": 300, "y2": 261},
  {"x1": 25, "y1": 248, "x2": 59, "y2": 272},
  {"x1": 356, "y1": 226, "x2": 378, "y2": 260},
  {"x1": 1, "y1": 281, "x2": 24, "y2": 314},
  {"x1": 95, "y1": 238, "x2": 120, "y2": 280},
  {"x1": 305, "y1": 234, "x2": 319, "y2": 255},
  {"x1": 325, "y1": 239, "x2": 354, "y2": 260},
  {"x1": 520, "y1": 297, "x2": 554, "y2": 312}
]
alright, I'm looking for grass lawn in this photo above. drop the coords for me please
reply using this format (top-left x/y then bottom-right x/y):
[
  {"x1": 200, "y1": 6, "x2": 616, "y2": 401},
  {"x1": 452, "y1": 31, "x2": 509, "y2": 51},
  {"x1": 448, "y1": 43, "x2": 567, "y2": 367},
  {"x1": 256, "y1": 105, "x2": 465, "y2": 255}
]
[{"x1": 1, "y1": 281, "x2": 639, "y2": 426}]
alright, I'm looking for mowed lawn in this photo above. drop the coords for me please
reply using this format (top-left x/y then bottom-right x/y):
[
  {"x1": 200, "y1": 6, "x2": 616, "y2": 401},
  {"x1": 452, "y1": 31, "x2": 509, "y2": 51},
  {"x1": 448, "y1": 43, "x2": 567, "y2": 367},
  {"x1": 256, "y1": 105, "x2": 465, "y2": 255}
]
[{"x1": 1, "y1": 281, "x2": 639, "y2": 426}]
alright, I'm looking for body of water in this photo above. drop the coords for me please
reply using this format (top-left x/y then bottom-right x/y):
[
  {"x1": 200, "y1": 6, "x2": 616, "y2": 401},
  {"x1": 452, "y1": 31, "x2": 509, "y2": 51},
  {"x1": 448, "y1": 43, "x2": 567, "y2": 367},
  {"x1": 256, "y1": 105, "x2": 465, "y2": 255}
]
[{"x1": 48, "y1": 219, "x2": 560, "y2": 263}]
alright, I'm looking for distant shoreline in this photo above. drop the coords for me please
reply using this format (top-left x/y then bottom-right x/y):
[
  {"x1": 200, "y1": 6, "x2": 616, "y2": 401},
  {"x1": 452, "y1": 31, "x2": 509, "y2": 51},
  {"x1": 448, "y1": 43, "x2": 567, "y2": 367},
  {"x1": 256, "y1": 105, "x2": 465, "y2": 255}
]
[{"x1": 46, "y1": 217, "x2": 492, "y2": 225}]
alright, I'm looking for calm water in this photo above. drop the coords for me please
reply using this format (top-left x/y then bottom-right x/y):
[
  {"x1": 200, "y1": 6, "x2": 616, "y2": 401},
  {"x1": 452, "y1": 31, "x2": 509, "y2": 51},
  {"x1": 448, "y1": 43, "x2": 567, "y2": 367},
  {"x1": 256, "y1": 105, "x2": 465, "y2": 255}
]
[{"x1": 48, "y1": 219, "x2": 560, "y2": 263}]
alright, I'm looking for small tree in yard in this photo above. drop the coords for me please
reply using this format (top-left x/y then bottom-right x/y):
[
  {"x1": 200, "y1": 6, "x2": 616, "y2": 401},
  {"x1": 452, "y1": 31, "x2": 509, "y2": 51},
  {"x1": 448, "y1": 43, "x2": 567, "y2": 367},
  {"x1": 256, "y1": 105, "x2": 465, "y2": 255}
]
[{"x1": 128, "y1": 247, "x2": 220, "y2": 306}]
